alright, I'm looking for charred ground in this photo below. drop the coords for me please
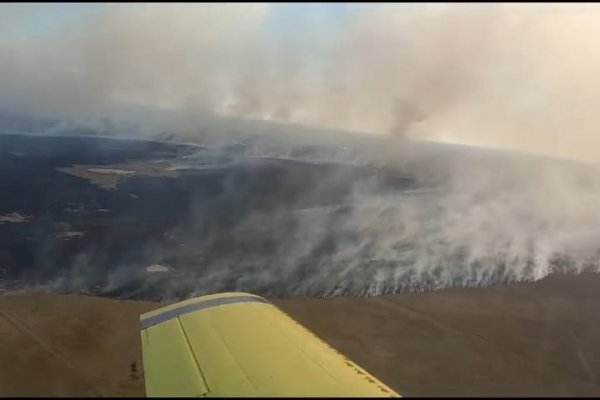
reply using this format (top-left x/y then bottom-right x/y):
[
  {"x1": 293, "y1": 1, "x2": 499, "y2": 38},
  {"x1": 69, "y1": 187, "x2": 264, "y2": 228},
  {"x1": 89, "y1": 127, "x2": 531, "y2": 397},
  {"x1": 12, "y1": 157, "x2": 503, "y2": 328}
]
[{"x1": 0, "y1": 133, "x2": 416, "y2": 299}]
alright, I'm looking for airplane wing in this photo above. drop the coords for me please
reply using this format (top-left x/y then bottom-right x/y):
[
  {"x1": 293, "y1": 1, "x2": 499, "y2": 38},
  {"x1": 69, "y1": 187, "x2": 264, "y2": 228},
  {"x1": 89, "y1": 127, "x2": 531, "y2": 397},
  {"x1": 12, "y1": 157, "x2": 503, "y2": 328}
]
[{"x1": 140, "y1": 292, "x2": 400, "y2": 397}]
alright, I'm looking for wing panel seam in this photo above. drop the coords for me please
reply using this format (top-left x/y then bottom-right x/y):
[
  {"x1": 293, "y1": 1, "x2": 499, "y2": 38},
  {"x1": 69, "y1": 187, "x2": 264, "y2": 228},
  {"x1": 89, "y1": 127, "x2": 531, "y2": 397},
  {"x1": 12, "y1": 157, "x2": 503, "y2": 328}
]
[{"x1": 176, "y1": 316, "x2": 210, "y2": 396}]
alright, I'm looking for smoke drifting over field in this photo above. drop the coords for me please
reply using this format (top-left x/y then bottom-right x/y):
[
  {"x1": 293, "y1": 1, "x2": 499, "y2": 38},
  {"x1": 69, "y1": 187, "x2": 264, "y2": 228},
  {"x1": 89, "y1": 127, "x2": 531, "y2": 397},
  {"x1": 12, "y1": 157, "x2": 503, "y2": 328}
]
[
  {"x1": 3, "y1": 4, "x2": 600, "y2": 299},
  {"x1": 171, "y1": 143, "x2": 600, "y2": 298},
  {"x1": 8, "y1": 134, "x2": 597, "y2": 300}
]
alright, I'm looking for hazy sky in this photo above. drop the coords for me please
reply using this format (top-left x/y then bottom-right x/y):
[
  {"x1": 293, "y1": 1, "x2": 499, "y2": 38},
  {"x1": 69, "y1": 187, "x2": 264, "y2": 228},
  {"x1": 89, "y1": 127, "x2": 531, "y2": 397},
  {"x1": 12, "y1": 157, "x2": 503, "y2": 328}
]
[{"x1": 3, "y1": 3, "x2": 600, "y2": 163}]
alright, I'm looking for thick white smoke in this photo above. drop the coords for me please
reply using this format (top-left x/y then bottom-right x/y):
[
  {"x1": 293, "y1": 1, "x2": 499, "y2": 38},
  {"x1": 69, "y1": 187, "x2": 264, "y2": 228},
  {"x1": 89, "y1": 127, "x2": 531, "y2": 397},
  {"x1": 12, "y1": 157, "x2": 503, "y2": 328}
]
[{"x1": 41, "y1": 138, "x2": 600, "y2": 300}]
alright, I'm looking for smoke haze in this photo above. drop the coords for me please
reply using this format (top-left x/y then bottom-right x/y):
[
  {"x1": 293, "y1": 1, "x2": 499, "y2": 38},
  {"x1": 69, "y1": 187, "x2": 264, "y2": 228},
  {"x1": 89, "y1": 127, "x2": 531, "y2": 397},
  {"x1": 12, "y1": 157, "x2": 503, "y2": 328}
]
[
  {"x1": 3, "y1": 4, "x2": 600, "y2": 299},
  {"x1": 3, "y1": 4, "x2": 600, "y2": 162}
]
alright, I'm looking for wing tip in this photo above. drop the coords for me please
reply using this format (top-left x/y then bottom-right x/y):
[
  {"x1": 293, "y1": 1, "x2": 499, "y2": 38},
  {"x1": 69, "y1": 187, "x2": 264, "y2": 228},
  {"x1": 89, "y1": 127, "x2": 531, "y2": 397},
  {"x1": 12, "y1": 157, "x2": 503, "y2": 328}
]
[{"x1": 140, "y1": 292, "x2": 269, "y2": 328}]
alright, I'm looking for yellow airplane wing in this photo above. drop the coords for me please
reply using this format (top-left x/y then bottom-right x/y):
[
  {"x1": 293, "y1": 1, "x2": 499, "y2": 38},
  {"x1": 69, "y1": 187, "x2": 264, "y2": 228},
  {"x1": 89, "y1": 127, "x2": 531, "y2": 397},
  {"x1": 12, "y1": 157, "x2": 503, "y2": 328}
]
[{"x1": 140, "y1": 292, "x2": 400, "y2": 397}]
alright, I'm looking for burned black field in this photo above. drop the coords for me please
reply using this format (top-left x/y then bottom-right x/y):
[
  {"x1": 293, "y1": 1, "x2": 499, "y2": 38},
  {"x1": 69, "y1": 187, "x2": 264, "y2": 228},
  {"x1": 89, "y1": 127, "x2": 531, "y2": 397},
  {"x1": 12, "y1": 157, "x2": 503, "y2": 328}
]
[
  {"x1": 4, "y1": 131, "x2": 600, "y2": 302},
  {"x1": 0, "y1": 133, "x2": 416, "y2": 299}
]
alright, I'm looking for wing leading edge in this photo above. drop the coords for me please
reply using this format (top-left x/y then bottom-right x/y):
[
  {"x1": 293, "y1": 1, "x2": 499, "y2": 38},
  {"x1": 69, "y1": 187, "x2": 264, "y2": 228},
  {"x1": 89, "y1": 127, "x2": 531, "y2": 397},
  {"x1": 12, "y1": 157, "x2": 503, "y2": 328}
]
[{"x1": 140, "y1": 292, "x2": 400, "y2": 397}]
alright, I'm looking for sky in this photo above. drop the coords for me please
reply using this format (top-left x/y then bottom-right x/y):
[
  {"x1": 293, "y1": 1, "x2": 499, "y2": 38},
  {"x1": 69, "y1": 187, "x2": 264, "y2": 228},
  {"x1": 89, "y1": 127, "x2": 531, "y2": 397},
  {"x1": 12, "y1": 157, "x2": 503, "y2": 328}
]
[
  {"x1": 4, "y1": 3, "x2": 600, "y2": 163},
  {"x1": 3, "y1": 3, "x2": 352, "y2": 39},
  {"x1": 1, "y1": 3, "x2": 104, "y2": 38}
]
